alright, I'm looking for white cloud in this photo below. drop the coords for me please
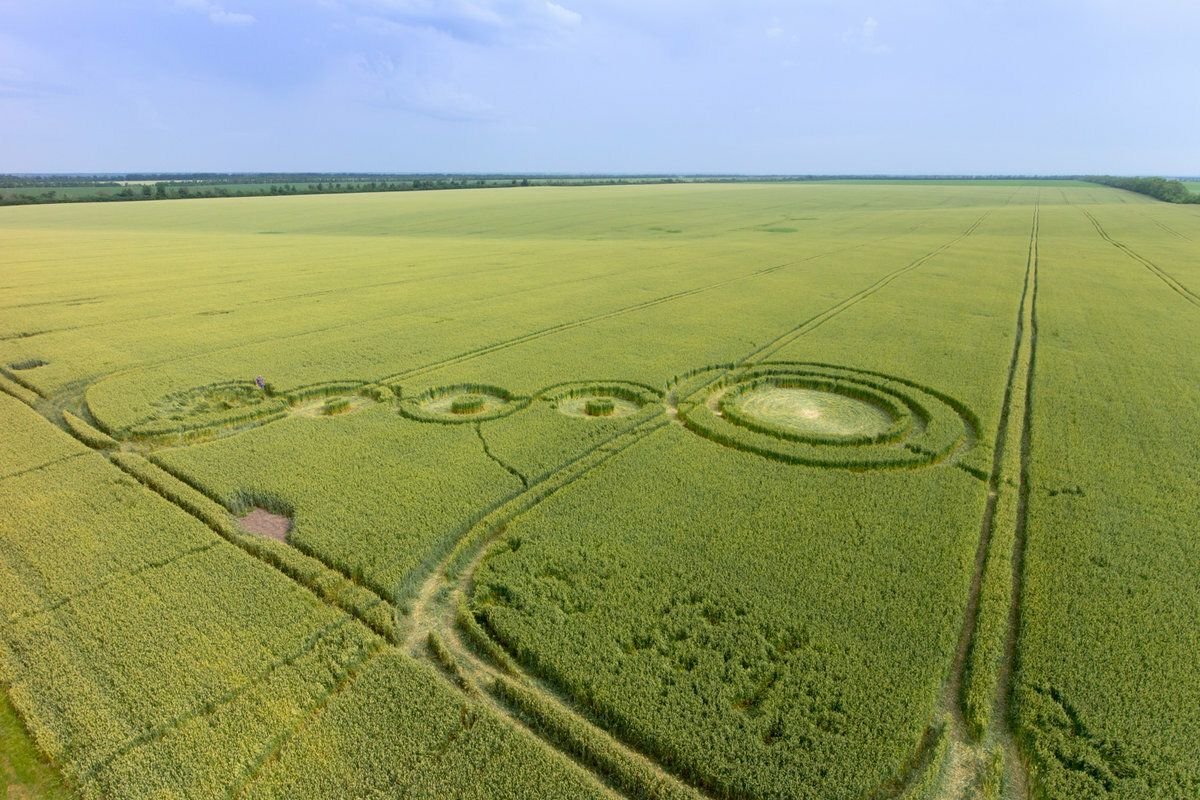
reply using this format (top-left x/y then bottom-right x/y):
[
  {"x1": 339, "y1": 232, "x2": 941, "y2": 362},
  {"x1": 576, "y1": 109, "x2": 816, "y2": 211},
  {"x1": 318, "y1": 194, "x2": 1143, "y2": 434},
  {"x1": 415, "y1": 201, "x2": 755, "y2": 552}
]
[
  {"x1": 844, "y1": 16, "x2": 890, "y2": 55},
  {"x1": 209, "y1": 9, "x2": 256, "y2": 26},
  {"x1": 339, "y1": 0, "x2": 581, "y2": 45},
  {"x1": 544, "y1": 2, "x2": 582, "y2": 28},
  {"x1": 175, "y1": 0, "x2": 256, "y2": 27}
]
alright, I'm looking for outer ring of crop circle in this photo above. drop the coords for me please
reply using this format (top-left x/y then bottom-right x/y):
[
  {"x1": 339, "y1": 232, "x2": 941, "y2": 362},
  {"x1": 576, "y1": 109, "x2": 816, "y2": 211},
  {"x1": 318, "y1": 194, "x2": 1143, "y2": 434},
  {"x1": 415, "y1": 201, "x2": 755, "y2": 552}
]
[
  {"x1": 539, "y1": 380, "x2": 662, "y2": 420},
  {"x1": 397, "y1": 383, "x2": 530, "y2": 424},
  {"x1": 674, "y1": 362, "x2": 977, "y2": 469}
]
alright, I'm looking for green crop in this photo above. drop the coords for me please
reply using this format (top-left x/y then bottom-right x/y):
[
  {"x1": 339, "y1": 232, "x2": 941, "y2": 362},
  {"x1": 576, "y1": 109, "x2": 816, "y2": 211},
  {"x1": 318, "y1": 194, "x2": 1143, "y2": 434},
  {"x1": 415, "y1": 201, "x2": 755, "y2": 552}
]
[
  {"x1": 0, "y1": 182, "x2": 1196, "y2": 799},
  {"x1": 450, "y1": 394, "x2": 487, "y2": 414},
  {"x1": 321, "y1": 397, "x2": 351, "y2": 416}
]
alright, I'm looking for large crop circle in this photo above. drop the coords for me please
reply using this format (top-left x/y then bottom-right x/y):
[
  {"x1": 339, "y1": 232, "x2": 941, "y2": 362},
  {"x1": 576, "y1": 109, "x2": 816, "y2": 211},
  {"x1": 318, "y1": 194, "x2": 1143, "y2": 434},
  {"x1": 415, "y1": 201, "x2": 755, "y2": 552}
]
[
  {"x1": 673, "y1": 363, "x2": 977, "y2": 470},
  {"x1": 719, "y1": 376, "x2": 905, "y2": 444},
  {"x1": 398, "y1": 384, "x2": 529, "y2": 423}
]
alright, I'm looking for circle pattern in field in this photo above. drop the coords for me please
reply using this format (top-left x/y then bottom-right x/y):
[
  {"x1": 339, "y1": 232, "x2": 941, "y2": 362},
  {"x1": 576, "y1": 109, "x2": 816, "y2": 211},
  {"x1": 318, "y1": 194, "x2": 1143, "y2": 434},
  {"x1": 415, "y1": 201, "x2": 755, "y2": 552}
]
[
  {"x1": 726, "y1": 384, "x2": 894, "y2": 440},
  {"x1": 399, "y1": 384, "x2": 529, "y2": 424},
  {"x1": 674, "y1": 363, "x2": 977, "y2": 470},
  {"x1": 291, "y1": 394, "x2": 372, "y2": 419},
  {"x1": 545, "y1": 382, "x2": 661, "y2": 420}
]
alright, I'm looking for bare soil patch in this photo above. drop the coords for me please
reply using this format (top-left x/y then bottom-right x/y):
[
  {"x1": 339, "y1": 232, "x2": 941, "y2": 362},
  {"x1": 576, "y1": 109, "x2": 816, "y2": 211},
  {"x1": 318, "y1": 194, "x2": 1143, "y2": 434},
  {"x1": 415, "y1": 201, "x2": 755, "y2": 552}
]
[{"x1": 238, "y1": 508, "x2": 292, "y2": 542}]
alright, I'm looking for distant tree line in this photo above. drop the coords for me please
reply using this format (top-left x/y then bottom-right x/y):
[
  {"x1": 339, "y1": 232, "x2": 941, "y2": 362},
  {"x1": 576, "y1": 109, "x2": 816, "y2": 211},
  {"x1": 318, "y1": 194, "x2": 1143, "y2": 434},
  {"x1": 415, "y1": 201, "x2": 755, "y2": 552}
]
[
  {"x1": 3, "y1": 173, "x2": 1196, "y2": 207},
  {"x1": 1086, "y1": 175, "x2": 1200, "y2": 203},
  {"x1": 0, "y1": 174, "x2": 691, "y2": 206}
]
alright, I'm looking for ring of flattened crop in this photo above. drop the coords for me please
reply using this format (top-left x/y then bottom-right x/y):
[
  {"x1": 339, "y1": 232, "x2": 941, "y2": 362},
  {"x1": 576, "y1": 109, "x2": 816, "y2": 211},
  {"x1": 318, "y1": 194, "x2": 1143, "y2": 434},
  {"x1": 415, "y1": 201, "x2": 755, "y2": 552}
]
[
  {"x1": 398, "y1": 384, "x2": 530, "y2": 423},
  {"x1": 674, "y1": 362, "x2": 978, "y2": 470}
]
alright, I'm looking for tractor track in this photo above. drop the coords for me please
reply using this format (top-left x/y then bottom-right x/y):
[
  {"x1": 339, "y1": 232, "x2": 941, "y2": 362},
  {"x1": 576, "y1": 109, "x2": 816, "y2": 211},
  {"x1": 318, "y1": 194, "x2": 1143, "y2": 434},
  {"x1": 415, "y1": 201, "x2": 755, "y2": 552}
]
[
  {"x1": 933, "y1": 203, "x2": 1039, "y2": 800},
  {"x1": 1081, "y1": 208, "x2": 1200, "y2": 309},
  {"x1": 996, "y1": 203, "x2": 1040, "y2": 799}
]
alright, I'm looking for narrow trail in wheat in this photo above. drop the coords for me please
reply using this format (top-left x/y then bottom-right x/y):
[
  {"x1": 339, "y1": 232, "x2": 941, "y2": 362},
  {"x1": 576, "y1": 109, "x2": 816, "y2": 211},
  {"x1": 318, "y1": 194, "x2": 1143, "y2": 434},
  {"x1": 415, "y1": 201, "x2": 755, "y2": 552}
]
[
  {"x1": 994, "y1": 204, "x2": 1039, "y2": 800},
  {"x1": 931, "y1": 201, "x2": 1039, "y2": 800}
]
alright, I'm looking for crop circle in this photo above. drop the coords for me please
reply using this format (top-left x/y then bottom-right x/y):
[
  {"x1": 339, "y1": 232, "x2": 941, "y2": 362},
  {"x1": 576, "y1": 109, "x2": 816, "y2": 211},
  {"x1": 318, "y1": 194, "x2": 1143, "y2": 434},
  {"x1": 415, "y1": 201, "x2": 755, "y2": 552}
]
[
  {"x1": 585, "y1": 398, "x2": 616, "y2": 417},
  {"x1": 399, "y1": 384, "x2": 529, "y2": 424},
  {"x1": 451, "y1": 394, "x2": 488, "y2": 415},
  {"x1": 719, "y1": 377, "x2": 903, "y2": 443},
  {"x1": 545, "y1": 382, "x2": 660, "y2": 420},
  {"x1": 673, "y1": 363, "x2": 977, "y2": 470}
]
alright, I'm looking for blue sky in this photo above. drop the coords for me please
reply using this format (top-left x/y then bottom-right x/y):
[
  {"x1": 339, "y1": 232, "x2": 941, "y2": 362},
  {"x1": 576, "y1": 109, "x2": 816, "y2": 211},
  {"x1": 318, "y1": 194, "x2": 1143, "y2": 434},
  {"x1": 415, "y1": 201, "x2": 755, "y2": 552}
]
[{"x1": 1, "y1": 0, "x2": 1197, "y2": 174}]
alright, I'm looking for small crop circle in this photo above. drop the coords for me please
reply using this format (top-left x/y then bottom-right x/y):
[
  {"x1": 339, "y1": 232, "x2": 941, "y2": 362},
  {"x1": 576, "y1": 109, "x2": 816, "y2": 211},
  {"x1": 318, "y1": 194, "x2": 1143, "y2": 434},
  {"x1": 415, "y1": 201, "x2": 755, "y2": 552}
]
[
  {"x1": 674, "y1": 363, "x2": 977, "y2": 470},
  {"x1": 545, "y1": 382, "x2": 661, "y2": 420},
  {"x1": 451, "y1": 394, "x2": 488, "y2": 415},
  {"x1": 321, "y1": 397, "x2": 352, "y2": 416},
  {"x1": 399, "y1": 384, "x2": 529, "y2": 424},
  {"x1": 584, "y1": 398, "x2": 616, "y2": 417}
]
